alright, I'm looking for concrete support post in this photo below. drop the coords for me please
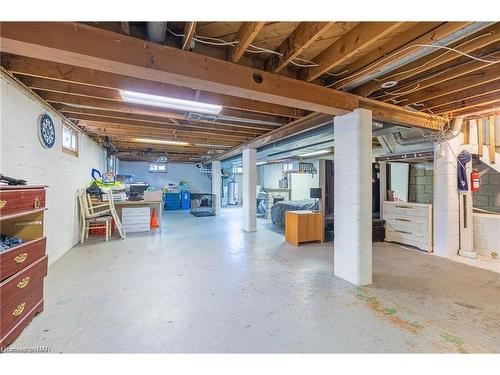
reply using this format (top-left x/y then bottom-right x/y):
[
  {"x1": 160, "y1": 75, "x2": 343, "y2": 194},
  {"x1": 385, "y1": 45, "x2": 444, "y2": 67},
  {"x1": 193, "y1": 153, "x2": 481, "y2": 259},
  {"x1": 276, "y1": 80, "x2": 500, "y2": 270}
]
[
  {"x1": 333, "y1": 108, "x2": 372, "y2": 286},
  {"x1": 211, "y1": 160, "x2": 221, "y2": 216},
  {"x1": 242, "y1": 148, "x2": 257, "y2": 232},
  {"x1": 433, "y1": 136, "x2": 461, "y2": 257}
]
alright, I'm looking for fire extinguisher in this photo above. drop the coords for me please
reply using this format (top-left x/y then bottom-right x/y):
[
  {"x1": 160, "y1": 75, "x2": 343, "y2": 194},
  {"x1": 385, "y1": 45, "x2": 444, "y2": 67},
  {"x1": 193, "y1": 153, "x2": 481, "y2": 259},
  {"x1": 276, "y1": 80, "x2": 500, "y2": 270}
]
[{"x1": 471, "y1": 170, "x2": 481, "y2": 192}]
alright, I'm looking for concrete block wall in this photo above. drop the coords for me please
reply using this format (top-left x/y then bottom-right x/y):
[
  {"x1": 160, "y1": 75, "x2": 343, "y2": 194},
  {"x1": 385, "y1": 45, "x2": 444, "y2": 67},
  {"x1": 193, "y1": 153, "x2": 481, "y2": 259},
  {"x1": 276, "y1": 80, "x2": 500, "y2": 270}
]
[
  {"x1": 409, "y1": 163, "x2": 434, "y2": 204},
  {"x1": 0, "y1": 75, "x2": 106, "y2": 264},
  {"x1": 472, "y1": 159, "x2": 500, "y2": 213}
]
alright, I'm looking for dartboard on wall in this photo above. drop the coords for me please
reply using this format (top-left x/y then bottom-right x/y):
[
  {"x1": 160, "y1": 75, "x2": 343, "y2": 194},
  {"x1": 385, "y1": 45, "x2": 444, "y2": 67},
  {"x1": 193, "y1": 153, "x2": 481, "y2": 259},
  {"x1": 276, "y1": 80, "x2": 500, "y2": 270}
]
[{"x1": 38, "y1": 113, "x2": 56, "y2": 149}]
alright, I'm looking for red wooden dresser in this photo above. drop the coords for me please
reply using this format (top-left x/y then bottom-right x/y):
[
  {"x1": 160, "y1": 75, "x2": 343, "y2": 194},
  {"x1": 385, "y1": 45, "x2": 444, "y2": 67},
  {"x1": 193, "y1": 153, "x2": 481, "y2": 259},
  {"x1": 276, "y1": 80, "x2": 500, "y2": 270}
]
[{"x1": 0, "y1": 185, "x2": 48, "y2": 349}]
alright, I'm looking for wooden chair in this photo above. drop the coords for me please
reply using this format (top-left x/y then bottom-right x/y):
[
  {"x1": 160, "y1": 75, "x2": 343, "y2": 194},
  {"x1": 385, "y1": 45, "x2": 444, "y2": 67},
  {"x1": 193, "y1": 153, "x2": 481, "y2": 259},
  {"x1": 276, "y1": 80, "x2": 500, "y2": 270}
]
[
  {"x1": 85, "y1": 189, "x2": 126, "y2": 240},
  {"x1": 77, "y1": 189, "x2": 112, "y2": 243}
]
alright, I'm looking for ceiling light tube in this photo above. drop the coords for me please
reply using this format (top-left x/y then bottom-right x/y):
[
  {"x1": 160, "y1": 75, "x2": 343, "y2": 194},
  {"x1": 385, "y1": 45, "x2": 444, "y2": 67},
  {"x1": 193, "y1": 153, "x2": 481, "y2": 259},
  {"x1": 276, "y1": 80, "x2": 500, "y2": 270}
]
[
  {"x1": 121, "y1": 90, "x2": 222, "y2": 115},
  {"x1": 194, "y1": 143, "x2": 232, "y2": 149},
  {"x1": 135, "y1": 138, "x2": 190, "y2": 146},
  {"x1": 299, "y1": 149, "x2": 331, "y2": 158}
]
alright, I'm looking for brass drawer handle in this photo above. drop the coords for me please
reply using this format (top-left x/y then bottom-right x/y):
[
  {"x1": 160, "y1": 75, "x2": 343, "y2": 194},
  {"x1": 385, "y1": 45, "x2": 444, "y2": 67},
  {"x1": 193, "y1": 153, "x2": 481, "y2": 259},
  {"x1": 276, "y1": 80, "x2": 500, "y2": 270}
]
[
  {"x1": 395, "y1": 229, "x2": 412, "y2": 235},
  {"x1": 33, "y1": 197, "x2": 41, "y2": 208},
  {"x1": 0, "y1": 200, "x2": 6, "y2": 209},
  {"x1": 17, "y1": 276, "x2": 31, "y2": 289},
  {"x1": 12, "y1": 302, "x2": 26, "y2": 317},
  {"x1": 14, "y1": 253, "x2": 28, "y2": 264}
]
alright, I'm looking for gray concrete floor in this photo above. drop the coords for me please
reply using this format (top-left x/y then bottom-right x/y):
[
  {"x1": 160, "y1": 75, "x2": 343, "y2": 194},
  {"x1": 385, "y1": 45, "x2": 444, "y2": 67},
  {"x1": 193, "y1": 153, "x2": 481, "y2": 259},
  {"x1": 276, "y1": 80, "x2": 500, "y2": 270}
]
[{"x1": 10, "y1": 207, "x2": 500, "y2": 353}]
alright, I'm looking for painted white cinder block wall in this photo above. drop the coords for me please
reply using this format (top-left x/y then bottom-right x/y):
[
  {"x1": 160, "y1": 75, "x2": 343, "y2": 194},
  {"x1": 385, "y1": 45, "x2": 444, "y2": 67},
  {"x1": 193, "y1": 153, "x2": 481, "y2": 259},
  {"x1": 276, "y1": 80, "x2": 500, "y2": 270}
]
[
  {"x1": 119, "y1": 161, "x2": 211, "y2": 193},
  {"x1": 0, "y1": 75, "x2": 106, "y2": 264}
]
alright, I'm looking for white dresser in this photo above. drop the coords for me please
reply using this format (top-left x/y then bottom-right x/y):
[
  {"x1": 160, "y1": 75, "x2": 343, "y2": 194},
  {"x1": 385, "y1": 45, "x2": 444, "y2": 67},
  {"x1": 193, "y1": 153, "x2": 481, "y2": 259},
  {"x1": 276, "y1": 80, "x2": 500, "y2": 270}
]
[
  {"x1": 383, "y1": 201, "x2": 433, "y2": 252},
  {"x1": 122, "y1": 207, "x2": 151, "y2": 233}
]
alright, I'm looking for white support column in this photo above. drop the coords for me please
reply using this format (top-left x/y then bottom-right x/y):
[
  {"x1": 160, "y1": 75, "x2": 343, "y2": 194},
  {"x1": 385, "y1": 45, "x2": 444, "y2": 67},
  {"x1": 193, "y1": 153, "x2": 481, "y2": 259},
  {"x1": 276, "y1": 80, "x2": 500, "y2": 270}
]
[
  {"x1": 379, "y1": 161, "x2": 387, "y2": 218},
  {"x1": 433, "y1": 136, "x2": 461, "y2": 257},
  {"x1": 242, "y1": 148, "x2": 257, "y2": 232},
  {"x1": 333, "y1": 108, "x2": 372, "y2": 286},
  {"x1": 211, "y1": 160, "x2": 221, "y2": 216}
]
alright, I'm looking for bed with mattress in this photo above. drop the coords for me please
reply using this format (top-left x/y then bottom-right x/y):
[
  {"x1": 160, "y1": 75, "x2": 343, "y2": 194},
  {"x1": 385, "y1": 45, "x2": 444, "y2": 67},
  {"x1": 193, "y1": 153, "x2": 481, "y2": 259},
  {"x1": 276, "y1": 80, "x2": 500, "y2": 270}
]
[{"x1": 270, "y1": 199, "x2": 319, "y2": 225}]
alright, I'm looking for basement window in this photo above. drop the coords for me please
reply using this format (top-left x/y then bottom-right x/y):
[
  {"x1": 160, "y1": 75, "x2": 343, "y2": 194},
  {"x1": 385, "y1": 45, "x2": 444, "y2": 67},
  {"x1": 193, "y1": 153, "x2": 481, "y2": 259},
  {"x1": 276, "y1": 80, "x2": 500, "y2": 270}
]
[
  {"x1": 149, "y1": 163, "x2": 168, "y2": 173},
  {"x1": 62, "y1": 124, "x2": 78, "y2": 156}
]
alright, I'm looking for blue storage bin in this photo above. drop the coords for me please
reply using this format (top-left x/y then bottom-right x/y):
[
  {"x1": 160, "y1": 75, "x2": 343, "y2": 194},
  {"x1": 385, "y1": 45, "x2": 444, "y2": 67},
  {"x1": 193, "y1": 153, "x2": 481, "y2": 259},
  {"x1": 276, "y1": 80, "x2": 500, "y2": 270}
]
[
  {"x1": 180, "y1": 191, "x2": 190, "y2": 210},
  {"x1": 164, "y1": 192, "x2": 181, "y2": 210}
]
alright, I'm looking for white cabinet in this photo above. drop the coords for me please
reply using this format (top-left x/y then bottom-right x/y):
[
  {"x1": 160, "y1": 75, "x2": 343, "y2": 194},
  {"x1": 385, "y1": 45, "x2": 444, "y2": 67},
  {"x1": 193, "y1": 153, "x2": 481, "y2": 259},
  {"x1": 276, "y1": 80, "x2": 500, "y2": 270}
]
[
  {"x1": 122, "y1": 207, "x2": 150, "y2": 233},
  {"x1": 383, "y1": 201, "x2": 433, "y2": 252}
]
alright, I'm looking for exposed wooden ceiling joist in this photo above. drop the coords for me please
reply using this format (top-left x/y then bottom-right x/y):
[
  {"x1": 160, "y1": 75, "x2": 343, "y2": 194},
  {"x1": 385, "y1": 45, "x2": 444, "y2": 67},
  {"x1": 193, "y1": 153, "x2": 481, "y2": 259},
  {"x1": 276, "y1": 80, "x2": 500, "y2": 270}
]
[
  {"x1": 422, "y1": 79, "x2": 500, "y2": 110},
  {"x1": 2, "y1": 54, "x2": 303, "y2": 118},
  {"x1": 298, "y1": 22, "x2": 404, "y2": 82},
  {"x1": 0, "y1": 22, "x2": 445, "y2": 130},
  {"x1": 227, "y1": 22, "x2": 265, "y2": 63},
  {"x1": 37, "y1": 90, "x2": 279, "y2": 131},
  {"x1": 395, "y1": 62, "x2": 500, "y2": 105},
  {"x1": 55, "y1": 104, "x2": 267, "y2": 136},
  {"x1": 265, "y1": 22, "x2": 334, "y2": 73},
  {"x1": 357, "y1": 23, "x2": 500, "y2": 98},
  {"x1": 434, "y1": 92, "x2": 500, "y2": 114}
]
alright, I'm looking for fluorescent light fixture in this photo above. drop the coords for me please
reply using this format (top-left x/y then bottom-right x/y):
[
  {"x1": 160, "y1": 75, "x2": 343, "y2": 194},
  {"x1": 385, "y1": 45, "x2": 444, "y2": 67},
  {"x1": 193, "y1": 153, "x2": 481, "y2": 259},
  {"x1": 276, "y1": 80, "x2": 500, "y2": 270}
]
[
  {"x1": 121, "y1": 90, "x2": 222, "y2": 115},
  {"x1": 135, "y1": 138, "x2": 190, "y2": 146},
  {"x1": 256, "y1": 161, "x2": 268, "y2": 166},
  {"x1": 299, "y1": 149, "x2": 331, "y2": 158}
]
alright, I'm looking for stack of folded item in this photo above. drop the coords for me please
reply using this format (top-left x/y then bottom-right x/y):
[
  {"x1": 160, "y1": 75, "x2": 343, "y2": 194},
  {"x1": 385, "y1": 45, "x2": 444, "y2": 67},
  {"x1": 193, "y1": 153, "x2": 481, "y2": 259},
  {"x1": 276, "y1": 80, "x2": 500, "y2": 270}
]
[{"x1": 0, "y1": 234, "x2": 24, "y2": 252}]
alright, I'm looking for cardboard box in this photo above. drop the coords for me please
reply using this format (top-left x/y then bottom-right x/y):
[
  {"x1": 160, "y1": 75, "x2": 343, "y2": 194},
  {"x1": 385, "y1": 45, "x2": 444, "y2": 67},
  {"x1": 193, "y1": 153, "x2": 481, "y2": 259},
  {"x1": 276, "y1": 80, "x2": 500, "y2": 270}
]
[{"x1": 144, "y1": 191, "x2": 163, "y2": 202}]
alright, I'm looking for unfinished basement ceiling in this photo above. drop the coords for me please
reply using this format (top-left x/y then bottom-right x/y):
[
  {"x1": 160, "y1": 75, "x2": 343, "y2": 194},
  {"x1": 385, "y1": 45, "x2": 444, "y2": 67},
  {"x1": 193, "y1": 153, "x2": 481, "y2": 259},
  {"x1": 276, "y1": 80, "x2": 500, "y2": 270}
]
[{"x1": 1, "y1": 21, "x2": 499, "y2": 162}]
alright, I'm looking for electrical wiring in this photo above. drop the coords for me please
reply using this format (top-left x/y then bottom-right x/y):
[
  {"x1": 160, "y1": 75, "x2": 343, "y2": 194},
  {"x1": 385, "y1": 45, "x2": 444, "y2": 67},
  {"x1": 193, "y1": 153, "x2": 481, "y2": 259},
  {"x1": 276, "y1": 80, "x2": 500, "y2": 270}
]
[
  {"x1": 325, "y1": 39, "x2": 500, "y2": 89},
  {"x1": 375, "y1": 32, "x2": 495, "y2": 82},
  {"x1": 325, "y1": 70, "x2": 350, "y2": 77}
]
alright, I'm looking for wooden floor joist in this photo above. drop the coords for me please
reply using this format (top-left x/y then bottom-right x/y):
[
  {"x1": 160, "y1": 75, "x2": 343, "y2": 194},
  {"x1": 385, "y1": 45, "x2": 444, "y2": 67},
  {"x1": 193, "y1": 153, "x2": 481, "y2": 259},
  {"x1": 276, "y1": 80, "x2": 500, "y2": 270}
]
[{"x1": 0, "y1": 22, "x2": 445, "y2": 130}]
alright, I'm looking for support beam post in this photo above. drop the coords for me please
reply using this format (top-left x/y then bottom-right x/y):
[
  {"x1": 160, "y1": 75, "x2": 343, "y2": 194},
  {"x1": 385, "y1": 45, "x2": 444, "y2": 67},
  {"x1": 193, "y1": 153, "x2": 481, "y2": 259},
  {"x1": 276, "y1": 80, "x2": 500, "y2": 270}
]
[
  {"x1": 433, "y1": 136, "x2": 461, "y2": 257},
  {"x1": 212, "y1": 160, "x2": 222, "y2": 216},
  {"x1": 333, "y1": 108, "x2": 373, "y2": 285},
  {"x1": 242, "y1": 148, "x2": 257, "y2": 232}
]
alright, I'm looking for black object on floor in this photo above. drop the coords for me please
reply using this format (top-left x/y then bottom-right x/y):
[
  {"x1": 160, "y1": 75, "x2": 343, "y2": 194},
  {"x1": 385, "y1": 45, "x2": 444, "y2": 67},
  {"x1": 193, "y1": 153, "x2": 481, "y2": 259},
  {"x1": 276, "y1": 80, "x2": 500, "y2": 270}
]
[{"x1": 191, "y1": 211, "x2": 215, "y2": 217}]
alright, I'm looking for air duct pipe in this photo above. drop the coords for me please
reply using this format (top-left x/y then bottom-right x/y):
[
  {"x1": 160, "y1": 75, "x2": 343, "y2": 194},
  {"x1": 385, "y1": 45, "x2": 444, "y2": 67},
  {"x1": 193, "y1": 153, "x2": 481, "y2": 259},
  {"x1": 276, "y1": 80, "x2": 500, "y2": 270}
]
[
  {"x1": 393, "y1": 116, "x2": 464, "y2": 146},
  {"x1": 147, "y1": 22, "x2": 167, "y2": 43}
]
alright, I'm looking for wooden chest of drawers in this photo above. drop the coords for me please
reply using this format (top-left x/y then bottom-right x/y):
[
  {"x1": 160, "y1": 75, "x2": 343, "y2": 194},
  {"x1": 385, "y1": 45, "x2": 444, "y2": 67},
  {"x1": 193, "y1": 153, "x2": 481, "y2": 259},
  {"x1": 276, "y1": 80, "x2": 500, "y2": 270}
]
[
  {"x1": 0, "y1": 185, "x2": 48, "y2": 349},
  {"x1": 383, "y1": 201, "x2": 433, "y2": 252}
]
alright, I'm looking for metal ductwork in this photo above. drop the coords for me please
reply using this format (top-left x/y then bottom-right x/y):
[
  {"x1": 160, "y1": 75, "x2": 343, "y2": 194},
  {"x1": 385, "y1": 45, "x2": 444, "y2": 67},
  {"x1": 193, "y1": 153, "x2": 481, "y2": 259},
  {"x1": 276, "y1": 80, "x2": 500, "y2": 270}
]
[
  {"x1": 392, "y1": 116, "x2": 464, "y2": 146},
  {"x1": 147, "y1": 22, "x2": 167, "y2": 43}
]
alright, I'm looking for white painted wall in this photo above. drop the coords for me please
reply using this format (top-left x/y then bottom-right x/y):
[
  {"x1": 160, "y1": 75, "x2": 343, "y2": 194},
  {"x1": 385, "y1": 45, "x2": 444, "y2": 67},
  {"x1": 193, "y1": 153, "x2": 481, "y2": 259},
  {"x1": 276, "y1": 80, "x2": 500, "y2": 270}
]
[
  {"x1": 258, "y1": 163, "x2": 283, "y2": 189},
  {"x1": 119, "y1": 161, "x2": 211, "y2": 193},
  {"x1": 0, "y1": 75, "x2": 106, "y2": 265}
]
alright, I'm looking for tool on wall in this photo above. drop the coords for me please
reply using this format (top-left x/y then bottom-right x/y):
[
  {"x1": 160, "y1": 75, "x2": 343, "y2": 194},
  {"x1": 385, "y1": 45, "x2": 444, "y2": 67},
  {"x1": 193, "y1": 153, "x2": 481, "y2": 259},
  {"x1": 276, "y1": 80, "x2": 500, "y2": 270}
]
[{"x1": 0, "y1": 174, "x2": 27, "y2": 186}]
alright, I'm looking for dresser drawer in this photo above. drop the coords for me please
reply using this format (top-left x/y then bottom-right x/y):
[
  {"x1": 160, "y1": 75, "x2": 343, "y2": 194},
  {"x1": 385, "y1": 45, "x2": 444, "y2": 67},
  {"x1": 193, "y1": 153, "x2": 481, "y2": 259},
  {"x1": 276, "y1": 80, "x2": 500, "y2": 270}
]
[
  {"x1": 123, "y1": 224, "x2": 150, "y2": 233},
  {"x1": 385, "y1": 228, "x2": 431, "y2": 251},
  {"x1": 0, "y1": 256, "x2": 48, "y2": 306},
  {"x1": 383, "y1": 202, "x2": 430, "y2": 218},
  {"x1": 0, "y1": 189, "x2": 46, "y2": 216},
  {"x1": 122, "y1": 207, "x2": 150, "y2": 217},
  {"x1": 0, "y1": 237, "x2": 47, "y2": 282},
  {"x1": 385, "y1": 217, "x2": 429, "y2": 233},
  {"x1": 0, "y1": 281, "x2": 43, "y2": 337},
  {"x1": 0, "y1": 299, "x2": 43, "y2": 349}
]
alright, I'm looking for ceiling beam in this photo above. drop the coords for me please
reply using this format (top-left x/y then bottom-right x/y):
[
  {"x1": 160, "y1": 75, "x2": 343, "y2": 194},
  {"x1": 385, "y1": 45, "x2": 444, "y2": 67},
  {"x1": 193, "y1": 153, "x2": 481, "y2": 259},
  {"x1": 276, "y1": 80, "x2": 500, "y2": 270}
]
[
  {"x1": 395, "y1": 63, "x2": 500, "y2": 105},
  {"x1": 81, "y1": 125, "x2": 243, "y2": 145},
  {"x1": 434, "y1": 91, "x2": 500, "y2": 114},
  {"x1": 328, "y1": 22, "x2": 443, "y2": 89},
  {"x1": 16, "y1": 74, "x2": 285, "y2": 125},
  {"x1": 227, "y1": 22, "x2": 265, "y2": 63},
  {"x1": 2, "y1": 54, "x2": 303, "y2": 118},
  {"x1": 67, "y1": 112, "x2": 263, "y2": 139},
  {"x1": 348, "y1": 22, "x2": 478, "y2": 96},
  {"x1": 55, "y1": 104, "x2": 267, "y2": 136},
  {"x1": 298, "y1": 22, "x2": 404, "y2": 82},
  {"x1": 0, "y1": 22, "x2": 444, "y2": 129},
  {"x1": 37, "y1": 90, "x2": 278, "y2": 131},
  {"x1": 265, "y1": 22, "x2": 334, "y2": 73},
  {"x1": 357, "y1": 24, "x2": 500, "y2": 97},
  {"x1": 182, "y1": 22, "x2": 197, "y2": 51},
  {"x1": 422, "y1": 79, "x2": 500, "y2": 110}
]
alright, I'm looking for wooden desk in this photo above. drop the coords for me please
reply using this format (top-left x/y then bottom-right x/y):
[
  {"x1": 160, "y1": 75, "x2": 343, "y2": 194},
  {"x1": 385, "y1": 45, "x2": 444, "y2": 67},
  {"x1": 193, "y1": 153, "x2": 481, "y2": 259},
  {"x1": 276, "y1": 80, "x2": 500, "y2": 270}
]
[
  {"x1": 285, "y1": 210, "x2": 324, "y2": 246},
  {"x1": 113, "y1": 200, "x2": 163, "y2": 232}
]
